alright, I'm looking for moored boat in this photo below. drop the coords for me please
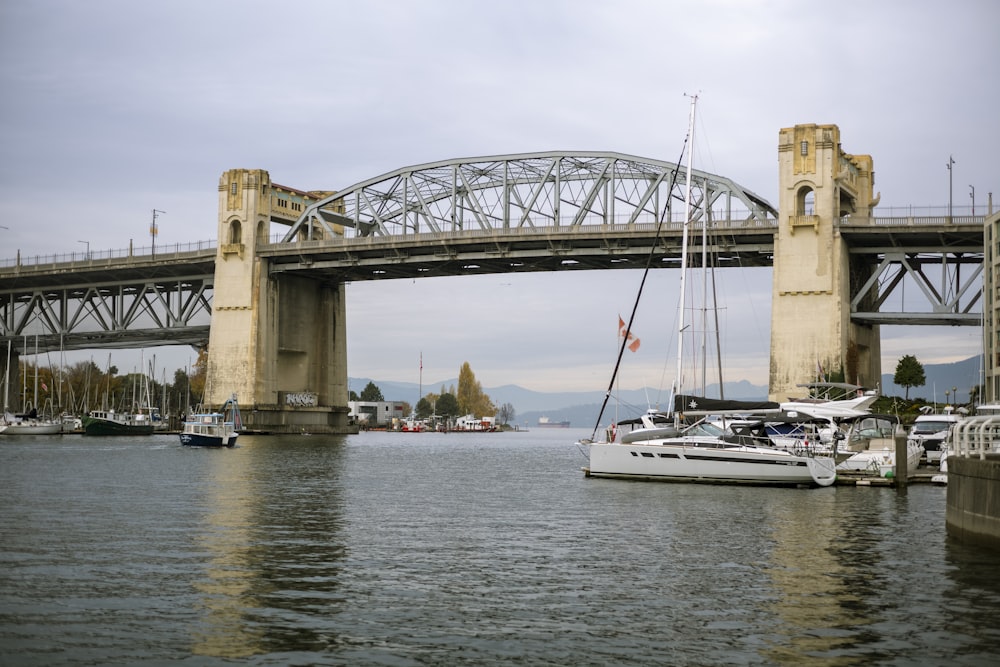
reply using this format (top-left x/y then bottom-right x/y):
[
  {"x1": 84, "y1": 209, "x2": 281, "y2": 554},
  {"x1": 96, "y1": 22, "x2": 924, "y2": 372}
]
[
  {"x1": 908, "y1": 410, "x2": 963, "y2": 464},
  {"x1": 587, "y1": 398, "x2": 838, "y2": 487},
  {"x1": 179, "y1": 395, "x2": 241, "y2": 447},
  {"x1": 578, "y1": 96, "x2": 837, "y2": 488},
  {"x1": 82, "y1": 409, "x2": 155, "y2": 436},
  {"x1": 835, "y1": 413, "x2": 922, "y2": 477},
  {"x1": 0, "y1": 417, "x2": 63, "y2": 435}
]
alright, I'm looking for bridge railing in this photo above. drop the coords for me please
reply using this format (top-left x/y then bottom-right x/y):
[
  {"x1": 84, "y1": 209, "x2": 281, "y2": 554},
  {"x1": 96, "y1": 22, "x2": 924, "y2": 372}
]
[
  {"x1": 841, "y1": 215, "x2": 987, "y2": 226},
  {"x1": 0, "y1": 240, "x2": 218, "y2": 270},
  {"x1": 264, "y1": 216, "x2": 782, "y2": 249}
]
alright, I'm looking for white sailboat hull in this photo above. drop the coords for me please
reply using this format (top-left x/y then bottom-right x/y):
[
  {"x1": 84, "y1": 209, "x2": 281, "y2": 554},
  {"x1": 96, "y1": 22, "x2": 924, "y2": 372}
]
[
  {"x1": 587, "y1": 440, "x2": 837, "y2": 487},
  {"x1": 0, "y1": 420, "x2": 62, "y2": 435}
]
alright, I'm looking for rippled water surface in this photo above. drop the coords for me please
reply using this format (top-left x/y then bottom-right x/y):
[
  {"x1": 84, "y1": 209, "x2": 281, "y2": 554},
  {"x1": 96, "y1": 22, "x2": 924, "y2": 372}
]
[{"x1": 2, "y1": 429, "x2": 999, "y2": 666}]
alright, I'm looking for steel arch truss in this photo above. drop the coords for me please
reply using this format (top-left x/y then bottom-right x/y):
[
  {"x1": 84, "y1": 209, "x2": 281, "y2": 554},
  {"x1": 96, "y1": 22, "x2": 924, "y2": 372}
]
[
  {"x1": 282, "y1": 151, "x2": 777, "y2": 242},
  {"x1": 0, "y1": 276, "x2": 213, "y2": 354},
  {"x1": 851, "y1": 250, "x2": 983, "y2": 325}
]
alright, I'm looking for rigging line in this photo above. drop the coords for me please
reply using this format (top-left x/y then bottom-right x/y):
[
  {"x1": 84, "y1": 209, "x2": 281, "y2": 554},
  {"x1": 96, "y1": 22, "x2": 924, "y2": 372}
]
[{"x1": 587, "y1": 110, "x2": 694, "y2": 441}]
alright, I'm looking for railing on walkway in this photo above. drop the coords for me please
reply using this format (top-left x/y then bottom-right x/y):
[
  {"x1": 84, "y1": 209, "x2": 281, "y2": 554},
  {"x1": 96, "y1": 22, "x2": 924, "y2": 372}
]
[
  {"x1": 950, "y1": 415, "x2": 1000, "y2": 460},
  {"x1": 0, "y1": 240, "x2": 218, "y2": 270}
]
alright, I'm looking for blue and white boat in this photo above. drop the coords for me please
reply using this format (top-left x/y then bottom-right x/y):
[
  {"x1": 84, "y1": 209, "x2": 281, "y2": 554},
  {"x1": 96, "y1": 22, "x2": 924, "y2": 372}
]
[{"x1": 179, "y1": 395, "x2": 241, "y2": 447}]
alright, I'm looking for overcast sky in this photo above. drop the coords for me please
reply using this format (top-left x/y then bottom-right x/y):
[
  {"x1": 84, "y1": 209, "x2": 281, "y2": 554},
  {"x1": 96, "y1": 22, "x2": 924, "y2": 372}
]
[{"x1": 1, "y1": 0, "x2": 997, "y2": 395}]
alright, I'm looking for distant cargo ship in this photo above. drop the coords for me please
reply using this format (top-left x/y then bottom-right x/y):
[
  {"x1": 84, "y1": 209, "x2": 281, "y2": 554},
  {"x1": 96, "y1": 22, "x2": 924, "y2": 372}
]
[{"x1": 537, "y1": 416, "x2": 570, "y2": 428}]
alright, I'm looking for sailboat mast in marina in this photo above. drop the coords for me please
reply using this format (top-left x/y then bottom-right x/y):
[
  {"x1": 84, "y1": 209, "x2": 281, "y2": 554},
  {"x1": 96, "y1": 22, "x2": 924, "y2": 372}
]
[{"x1": 670, "y1": 94, "x2": 698, "y2": 423}]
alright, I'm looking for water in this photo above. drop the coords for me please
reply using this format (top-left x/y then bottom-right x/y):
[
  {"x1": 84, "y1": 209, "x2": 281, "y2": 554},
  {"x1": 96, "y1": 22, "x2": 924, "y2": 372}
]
[{"x1": 1, "y1": 428, "x2": 998, "y2": 666}]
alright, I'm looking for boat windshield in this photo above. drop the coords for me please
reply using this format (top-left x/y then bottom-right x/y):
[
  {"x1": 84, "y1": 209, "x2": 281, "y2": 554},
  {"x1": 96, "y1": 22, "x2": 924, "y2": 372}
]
[
  {"x1": 683, "y1": 421, "x2": 725, "y2": 437},
  {"x1": 911, "y1": 420, "x2": 955, "y2": 434}
]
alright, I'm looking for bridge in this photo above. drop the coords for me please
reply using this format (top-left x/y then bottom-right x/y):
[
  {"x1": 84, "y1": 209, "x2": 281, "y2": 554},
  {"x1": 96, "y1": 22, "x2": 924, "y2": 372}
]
[{"x1": 0, "y1": 125, "x2": 992, "y2": 432}]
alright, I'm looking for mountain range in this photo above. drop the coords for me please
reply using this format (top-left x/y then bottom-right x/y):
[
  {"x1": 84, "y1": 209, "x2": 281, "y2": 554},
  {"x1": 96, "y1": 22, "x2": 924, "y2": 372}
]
[{"x1": 352, "y1": 354, "x2": 982, "y2": 429}]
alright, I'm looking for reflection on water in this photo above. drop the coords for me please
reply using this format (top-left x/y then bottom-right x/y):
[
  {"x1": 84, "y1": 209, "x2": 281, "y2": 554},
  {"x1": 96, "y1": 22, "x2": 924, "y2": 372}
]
[
  {"x1": 191, "y1": 435, "x2": 348, "y2": 659},
  {"x1": 1, "y1": 430, "x2": 998, "y2": 665},
  {"x1": 190, "y1": 440, "x2": 262, "y2": 658},
  {"x1": 763, "y1": 489, "x2": 865, "y2": 665}
]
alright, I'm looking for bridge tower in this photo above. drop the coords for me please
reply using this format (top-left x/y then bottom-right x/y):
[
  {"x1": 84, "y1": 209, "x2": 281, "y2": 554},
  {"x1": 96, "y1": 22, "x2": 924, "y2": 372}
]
[
  {"x1": 769, "y1": 124, "x2": 881, "y2": 400},
  {"x1": 207, "y1": 169, "x2": 354, "y2": 433}
]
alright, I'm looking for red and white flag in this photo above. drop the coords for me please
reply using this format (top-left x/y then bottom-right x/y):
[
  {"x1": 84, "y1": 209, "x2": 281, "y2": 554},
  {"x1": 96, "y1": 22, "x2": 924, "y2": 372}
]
[{"x1": 618, "y1": 315, "x2": 640, "y2": 353}]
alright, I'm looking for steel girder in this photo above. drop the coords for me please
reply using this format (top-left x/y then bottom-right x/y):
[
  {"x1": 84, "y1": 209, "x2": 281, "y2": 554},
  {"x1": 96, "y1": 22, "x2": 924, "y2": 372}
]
[
  {"x1": 0, "y1": 275, "x2": 213, "y2": 354},
  {"x1": 282, "y1": 152, "x2": 778, "y2": 243},
  {"x1": 849, "y1": 249, "x2": 983, "y2": 326}
]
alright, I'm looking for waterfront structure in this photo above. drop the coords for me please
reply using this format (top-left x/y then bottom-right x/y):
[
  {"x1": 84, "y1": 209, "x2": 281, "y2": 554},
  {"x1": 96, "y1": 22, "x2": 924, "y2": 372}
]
[
  {"x1": 982, "y1": 210, "x2": 1000, "y2": 401},
  {"x1": 348, "y1": 400, "x2": 406, "y2": 427},
  {"x1": 946, "y1": 208, "x2": 1000, "y2": 550}
]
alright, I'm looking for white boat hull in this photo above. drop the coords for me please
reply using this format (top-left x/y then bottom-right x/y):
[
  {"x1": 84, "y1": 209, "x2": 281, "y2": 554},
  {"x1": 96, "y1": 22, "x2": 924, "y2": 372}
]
[
  {"x1": 587, "y1": 441, "x2": 836, "y2": 487},
  {"x1": 0, "y1": 421, "x2": 62, "y2": 435},
  {"x1": 836, "y1": 442, "x2": 923, "y2": 477}
]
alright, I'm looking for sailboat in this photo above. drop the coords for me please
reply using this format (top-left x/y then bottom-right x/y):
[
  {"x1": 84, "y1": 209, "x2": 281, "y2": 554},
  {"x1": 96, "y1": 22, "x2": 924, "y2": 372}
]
[
  {"x1": 579, "y1": 97, "x2": 837, "y2": 487},
  {"x1": 1, "y1": 338, "x2": 63, "y2": 435}
]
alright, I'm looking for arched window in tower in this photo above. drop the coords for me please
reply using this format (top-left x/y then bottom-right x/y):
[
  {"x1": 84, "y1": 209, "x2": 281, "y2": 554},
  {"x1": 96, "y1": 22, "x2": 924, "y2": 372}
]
[
  {"x1": 797, "y1": 186, "x2": 815, "y2": 216},
  {"x1": 229, "y1": 219, "x2": 242, "y2": 245}
]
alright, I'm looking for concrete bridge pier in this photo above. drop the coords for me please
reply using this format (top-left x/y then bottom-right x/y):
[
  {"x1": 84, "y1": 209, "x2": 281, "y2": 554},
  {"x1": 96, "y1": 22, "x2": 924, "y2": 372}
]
[
  {"x1": 769, "y1": 124, "x2": 882, "y2": 401},
  {"x1": 206, "y1": 169, "x2": 356, "y2": 434}
]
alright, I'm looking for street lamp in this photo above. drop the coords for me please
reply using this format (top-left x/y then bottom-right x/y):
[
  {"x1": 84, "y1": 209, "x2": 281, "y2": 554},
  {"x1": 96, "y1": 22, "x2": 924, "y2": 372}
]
[
  {"x1": 970, "y1": 185, "x2": 976, "y2": 216},
  {"x1": 151, "y1": 209, "x2": 165, "y2": 256},
  {"x1": 947, "y1": 156, "x2": 955, "y2": 223},
  {"x1": 78, "y1": 240, "x2": 89, "y2": 259}
]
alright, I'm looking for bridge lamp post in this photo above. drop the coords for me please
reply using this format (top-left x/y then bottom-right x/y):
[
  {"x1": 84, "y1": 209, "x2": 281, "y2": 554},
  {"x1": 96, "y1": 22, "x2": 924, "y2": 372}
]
[
  {"x1": 78, "y1": 240, "x2": 89, "y2": 260},
  {"x1": 151, "y1": 209, "x2": 165, "y2": 257},
  {"x1": 970, "y1": 185, "x2": 976, "y2": 216},
  {"x1": 947, "y1": 156, "x2": 955, "y2": 223}
]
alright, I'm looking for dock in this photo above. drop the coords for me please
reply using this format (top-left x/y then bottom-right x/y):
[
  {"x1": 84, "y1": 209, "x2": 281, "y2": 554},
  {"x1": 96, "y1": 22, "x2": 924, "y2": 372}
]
[{"x1": 835, "y1": 466, "x2": 945, "y2": 487}]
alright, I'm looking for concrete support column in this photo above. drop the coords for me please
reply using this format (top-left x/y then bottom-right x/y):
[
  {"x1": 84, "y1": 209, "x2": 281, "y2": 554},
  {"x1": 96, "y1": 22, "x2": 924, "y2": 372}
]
[
  {"x1": 206, "y1": 169, "x2": 356, "y2": 434},
  {"x1": 769, "y1": 124, "x2": 881, "y2": 400}
]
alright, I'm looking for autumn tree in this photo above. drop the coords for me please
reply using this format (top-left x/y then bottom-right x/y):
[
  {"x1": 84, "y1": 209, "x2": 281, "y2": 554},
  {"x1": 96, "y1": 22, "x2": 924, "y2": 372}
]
[
  {"x1": 893, "y1": 354, "x2": 926, "y2": 399},
  {"x1": 457, "y1": 361, "x2": 495, "y2": 417},
  {"x1": 187, "y1": 347, "x2": 208, "y2": 405}
]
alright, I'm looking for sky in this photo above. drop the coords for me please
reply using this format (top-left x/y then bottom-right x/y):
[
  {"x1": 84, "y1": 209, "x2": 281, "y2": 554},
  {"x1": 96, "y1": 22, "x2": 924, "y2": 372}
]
[{"x1": 1, "y1": 0, "x2": 997, "y2": 396}]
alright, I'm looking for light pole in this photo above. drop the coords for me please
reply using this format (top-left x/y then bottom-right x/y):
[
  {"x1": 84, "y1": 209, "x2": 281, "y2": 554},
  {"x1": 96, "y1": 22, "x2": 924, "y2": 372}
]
[
  {"x1": 78, "y1": 240, "x2": 89, "y2": 259},
  {"x1": 947, "y1": 156, "x2": 955, "y2": 223},
  {"x1": 970, "y1": 185, "x2": 976, "y2": 216},
  {"x1": 151, "y1": 209, "x2": 165, "y2": 256}
]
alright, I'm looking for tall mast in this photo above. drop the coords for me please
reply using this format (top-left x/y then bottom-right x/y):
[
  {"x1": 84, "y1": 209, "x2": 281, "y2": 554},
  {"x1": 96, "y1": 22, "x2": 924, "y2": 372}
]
[
  {"x1": 3, "y1": 339, "x2": 10, "y2": 413},
  {"x1": 673, "y1": 94, "x2": 697, "y2": 412}
]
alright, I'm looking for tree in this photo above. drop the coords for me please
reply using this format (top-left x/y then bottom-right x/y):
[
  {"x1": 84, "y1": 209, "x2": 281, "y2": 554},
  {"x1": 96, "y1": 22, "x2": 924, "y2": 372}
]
[
  {"x1": 189, "y1": 347, "x2": 207, "y2": 405},
  {"x1": 457, "y1": 361, "x2": 495, "y2": 417},
  {"x1": 359, "y1": 381, "x2": 384, "y2": 401},
  {"x1": 435, "y1": 392, "x2": 459, "y2": 417},
  {"x1": 893, "y1": 354, "x2": 926, "y2": 399},
  {"x1": 415, "y1": 396, "x2": 434, "y2": 418},
  {"x1": 496, "y1": 402, "x2": 515, "y2": 426}
]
